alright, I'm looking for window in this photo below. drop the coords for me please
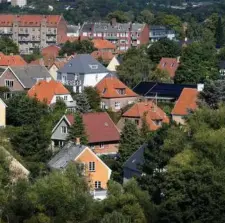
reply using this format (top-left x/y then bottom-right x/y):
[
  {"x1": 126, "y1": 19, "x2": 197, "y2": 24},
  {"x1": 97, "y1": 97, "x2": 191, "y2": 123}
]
[
  {"x1": 64, "y1": 95, "x2": 68, "y2": 101},
  {"x1": 89, "y1": 162, "x2": 95, "y2": 172},
  {"x1": 89, "y1": 64, "x2": 98, "y2": 69},
  {"x1": 135, "y1": 119, "x2": 139, "y2": 125},
  {"x1": 61, "y1": 126, "x2": 68, "y2": 134},
  {"x1": 95, "y1": 181, "x2": 101, "y2": 189},
  {"x1": 116, "y1": 88, "x2": 125, "y2": 95},
  {"x1": 115, "y1": 102, "x2": 120, "y2": 110},
  {"x1": 5, "y1": 80, "x2": 13, "y2": 88},
  {"x1": 102, "y1": 88, "x2": 107, "y2": 94},
  {"x1": 171, "y1": 63, "x2": 174, "y2": 67},
  {"x1": 56, "y1": 96, "x2": 60, "y2": 100},
  {"x1": 100, "y1": 143, "x2": 104, "y2": 149}
]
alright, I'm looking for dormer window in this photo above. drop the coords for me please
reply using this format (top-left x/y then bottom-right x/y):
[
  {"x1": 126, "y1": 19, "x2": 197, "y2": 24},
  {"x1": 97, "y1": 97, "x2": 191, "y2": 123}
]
[
  {"x1": 116, "y1": 88, "x2": 125, "y2": 95},
  {"x1": 171, "y1": 63, "x2": 174, "y2": 67},
  {"x1": 102, "y1": 88, "x2": 107, "y2": 94},
  {"x1": 154, "y1": 120, "x2": 162, "y2": 126},
  {"x1": 89, "y1": 64, "x2": 98, "y2": 69},
  {"x1": 162, "y1": 62, "x2": 166, "y2": 67}
]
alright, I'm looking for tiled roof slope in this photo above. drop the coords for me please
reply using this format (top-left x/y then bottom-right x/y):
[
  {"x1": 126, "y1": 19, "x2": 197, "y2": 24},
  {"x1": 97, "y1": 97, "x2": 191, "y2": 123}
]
[
  {"x1": 66, "y1": 112, "x2": 120, "y2": 143},
  {"x1": 172, "y1": 88, "x2": 198, "y2": 116},
  {"x1": 28, "y1": 80, "x2": 69, "y2": 104},
  {"x1": 157, "y1": 57, "x2": 179, "y2": 78},
  {"x1": 123, "y1": 101, "x2": 169, "y2": 130},
  {"x1": 91, "y1": 51, "x2": 114, "y2": 62},
  {"x1": 41, "y1": 45, "x2": 61, "y2": 58},
  {"x1": 0, "y1": 54, "x2": 27, "y2": 66},
  {"x1": 96, "y1": 77, "x2": 137, "y2": 98},
  {"x1": 92, "y1": 39, "x2": 116, "y2": 50}
]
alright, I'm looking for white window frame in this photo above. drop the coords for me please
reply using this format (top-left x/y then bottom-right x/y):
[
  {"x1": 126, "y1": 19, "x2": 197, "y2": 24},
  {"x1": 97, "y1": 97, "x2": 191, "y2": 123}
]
[
  {"x1": 64, "y1": 95, "x2": 68, "y2": 101},
  {"x1": 61, "y1": 126, "x2": 68, "y2": 134},
  {"x1": 5, "y1": 79, "x2": 14, "y2": 88},
  {"x1": 95, "y1": 181, "x2": 101, "y2": 189},
  {"x1": 89, "y1": 162, "x2": 95, "y2": 172},
  {"x1": 100, "y1": 143, "x2": 104, "y2": 149},
  {"x1": 115, "y1": 102, "x2": 120, "y2": 110}
]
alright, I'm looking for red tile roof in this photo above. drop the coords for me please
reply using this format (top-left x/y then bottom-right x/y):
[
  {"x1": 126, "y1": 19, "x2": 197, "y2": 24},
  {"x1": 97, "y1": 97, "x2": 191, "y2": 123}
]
[
  {"x1": 41, "y1": 45, "x2": 61, "y2": 58},
  {"x1": 28, "y1": 80, "x2": 70, "y2": 105},
  {"x1": 172, "y1": 88, "x2": 198, "y2": 116},
  {"x1": 92, "y1": 39, "x2": 116, "y2": 50},
  {"x1": 66, "y1": 112, "x2": 120, "y2": 143},
  {"x1": 91, "y1": 50, "x2": 114, "y2": 62},
  {"x1": 96, "y1": 77, "x2": 138, "y2": 98},
  {"x1": 59, "y1": 36, "x2": 79, "y2": 44},
  {"x1": 157, "y1": 57, "x2": 179, "y2": 78},
  {"x1": 123, "y1": 101, "x2": 169, "y2": 131},
  {"x1": 0, "y1": 14, "x2": 62, "y2": 27},
  {"x1": 0, "y1": 54, "x2": 27, "y2": 66}
]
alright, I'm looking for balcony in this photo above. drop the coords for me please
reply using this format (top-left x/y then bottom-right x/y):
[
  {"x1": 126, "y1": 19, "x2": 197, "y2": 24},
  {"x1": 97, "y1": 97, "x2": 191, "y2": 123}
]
[
  {"x1": 46, "y1": 32, "x2": 56, "y2": 36},
  {"x1": 58, "y1": 79, "x2": 81, "y2": 86},
  {"x1": 18, "y1": 38, "x2": 41, "y2": 42},
  {"x1": 90, "y1": 190, "x2": 107, "y2": 200},
  {"x1": 0, "y1": 30, "x2": 12, "y2": 35}
]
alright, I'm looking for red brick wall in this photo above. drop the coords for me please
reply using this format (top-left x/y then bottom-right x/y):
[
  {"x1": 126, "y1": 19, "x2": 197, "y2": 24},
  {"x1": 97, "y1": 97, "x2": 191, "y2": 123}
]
[
  {"x1": 140, "y1": 24, "x2": 150, "y2": 45},
  {"x1": 0, "y1": 69, "x2": 24, "y2": 91},
  {"x1": 57, "y1": 16, "x2": 68, "y2": 44}
]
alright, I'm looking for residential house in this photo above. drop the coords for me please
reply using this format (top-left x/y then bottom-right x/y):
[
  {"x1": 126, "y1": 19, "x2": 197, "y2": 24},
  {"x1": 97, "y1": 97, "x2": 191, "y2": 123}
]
[
  {"x1": 51, "y1": 112, "x2": 120, "y2": 155},
  {"x1": 48, "y1": 140, "x2": 111, "y2": 199},
  {"x1": 171, "y1": 88, "x2": 198, "y2": 124},
  {"x1": 219, "y1": 60, "x2": 225, "y2": 77},
  {"x1": 149, "y1": 25, "x2": 175, "y2": 42},
  {"x1": 0, "y1": 65, "x2": 52, "y2": 93},
  {"x1": 57, "y1": 54, "x2": 109, "y2": 93},
  {"x1": 41, "y1": 45, "x2": 61, "y2": 58},
  {"x1": 92, "y1": 39, "x2": 116, "y2": 52},
  {"x1": 27, "y1": 79, "x2": 76, "y2": 110},
  {"x1": 91, "y1": 51, "x2": 114, "y2": 64},
  {"x1": 11, "y1": 0, "x2": 27, "y2": 7},
  {"x1": 157, "y1": 57, "x2": 180, "y2": 78},
  {"x1": 67, "y1": 24, "x2": 80, "y2": 37},
  {"x1": 96, "y1": 77, "x2": 138, "y2": 111},
  {"x1": 123, "y1": 145, "x2": 145, "y2": 183},
  {"x1": 0, "y1": 98, "x2": 7, "y2": 128},
  {"x1": 117, "y1": 101, "x2": 169, "y2": 131},
  {"x1": 107, "y1": 54, "x2": 123, "y2": 72},
  {"x1": 133, "y1": 81, "x2": 197, "y2": 101},
  {"x1": 0, "y1": 53, "x2": 27, "y2": 68},
  {"x1": 0, "y1": 14, "x2": 67, "y2": 54},
  {"x1": 80, "y1": 19, "x2": 149, "y2": 51},
  {"x1": 48, "y1": 60, "x2": 67, "y2": 80}
]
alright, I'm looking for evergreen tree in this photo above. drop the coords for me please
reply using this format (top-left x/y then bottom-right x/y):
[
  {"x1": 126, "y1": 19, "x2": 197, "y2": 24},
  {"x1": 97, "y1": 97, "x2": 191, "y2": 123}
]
[
  {"x1": 84, "y1": 87, "x2": 101, "y2": 111},
  {"x1": 67, "y1": 112, "x2": 88, "y2": 145},
  {"x1": 215, "y1": 16, "x2": 225, "y2": 48},
  {"x1": 119, "y1": 120, "x2": 141, "y2": 163},
  {"x1": 140, "y1": 112, "x2": 150, "y2": 141},
  {"x1": 75, "y1": 92, "x2": 91, "y2": 113}
]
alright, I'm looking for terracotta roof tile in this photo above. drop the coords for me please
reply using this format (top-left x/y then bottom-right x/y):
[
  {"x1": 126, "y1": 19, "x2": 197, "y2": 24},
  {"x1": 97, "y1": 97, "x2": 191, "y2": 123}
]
[
  {"x1": 59, "y1": 36, "x2": 79, "y2": 44},
  {"x1": 123, "y1": 101, "x2": 169, "y2": 131},
  {"x1": 41, "y1": 45, "x2": 61, "y2": 58},
  {"x1": 172, "y1": 88, "x2": 198, "y2": 116},
  {"x1": 91, "y1": 50, "x2": 114, "y2": 62},
  {"x1": 92, "y1": 39, "x2": 116, "y2": 50},
  {"x1": 157, "y1": 57, "x2": 179, "y2": 78},
  {"x1": 28, "y1": 80, "x2": 70, "y2": 105},
  {"x1": 0, "y1": 54, "x2": 27, "y2": 66},
  {"x1": 96, "y1": 77, "x2": 137, "y2": 98},
  {"x1": 66, "y1": 112, "x2": 120, "y2": 143}
]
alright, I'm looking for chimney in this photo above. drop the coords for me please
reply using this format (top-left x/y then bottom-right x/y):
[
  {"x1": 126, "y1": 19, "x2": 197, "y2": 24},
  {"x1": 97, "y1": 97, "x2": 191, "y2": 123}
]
[
  {"x1": 111, "y1": 18, "x2": 117, "y2": 27},
  {"x1": 177, "y1": 56, "x2": 180, "y2": 63},
  {"x1": 197, "y1": 83, "x2": 204, "y2": 92},
  {"x1": 76, "y1": 138, "x2": 80, "y2": 145}
]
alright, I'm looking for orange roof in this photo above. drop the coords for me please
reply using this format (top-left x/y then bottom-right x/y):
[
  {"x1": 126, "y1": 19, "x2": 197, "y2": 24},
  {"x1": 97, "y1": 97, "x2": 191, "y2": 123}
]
[
  {"x1": 123, "y1": 101, "x2": 169, "y2": 131},
  {"x1": 96, "y1": 77, "x2": 138, "y2": 98},
  {"x1": 51, "y1": 61, "x2": 67, "y2": 69},
  {"x1": 172, "y1": 88, "x2": 198, "y2": 116},
  {"x1": 27, "y1": 80, "x2": 70, "y2": 105},
  {"x1": 59, "y1": 36, "x2": 79, "y2": 44},
  {"x1": 157, "y1": 58, "x2": 179, "y2": 78},
  {"x1": 0, "y1": 54, "x2": 27, "y2": 66},
  {"x1": 41, "y1": 45, "x2": 60, "y2": 58},
  {"x1": 91, "y1": 50, "x2": 114, "y2": 62},
  {"x1": 0, "y1": 14, "x2": 62, "y2": 27},
  {"x1": 92, "y1": 39, "x2": 116, "y2": 50}
]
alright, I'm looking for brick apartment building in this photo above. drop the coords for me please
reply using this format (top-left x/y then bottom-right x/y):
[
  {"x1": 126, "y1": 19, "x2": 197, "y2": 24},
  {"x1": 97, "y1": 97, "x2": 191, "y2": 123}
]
[
  {"x1": 0, "y1": 14, "x2": 67, "y2": 54},
  {"x1": 80, "y1": 19, "x2": 149, "y2": 51}
]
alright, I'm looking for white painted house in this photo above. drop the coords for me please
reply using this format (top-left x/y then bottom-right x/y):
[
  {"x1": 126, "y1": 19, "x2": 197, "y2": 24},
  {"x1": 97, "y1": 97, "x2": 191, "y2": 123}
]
[{"x1": 57, "y1": 54, "x2": 109, "y2": 93}]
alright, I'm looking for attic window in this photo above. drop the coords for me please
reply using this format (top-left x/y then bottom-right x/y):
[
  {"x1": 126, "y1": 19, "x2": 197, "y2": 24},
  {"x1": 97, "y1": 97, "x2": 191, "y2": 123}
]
[
  {"x1": 69, "y1": 63, "x2": 72, "y2": 67},
  {"x1": 162, "y1": 62, "x2": 166, "y2": 67},
  {"x1": 171, "y1": 63, "x2": 174, "y2": 67},
  {"x1": 102, "y1": 88, "x2": 107, "y2": 94},
  {"x1": 116, "y1": 88, "x2": 125, "y2": 95},
  {"x1": 89, "y1": 64, "x2": 98, "y2": 69},
  {"x1": 104, "y1": 122, "x2": 108, "y2": 126}
]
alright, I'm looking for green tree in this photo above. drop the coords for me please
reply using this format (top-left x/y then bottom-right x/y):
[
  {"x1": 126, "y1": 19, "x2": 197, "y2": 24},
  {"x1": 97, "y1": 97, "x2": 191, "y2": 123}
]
[
  {"x1": 75, "y1": 92, "x2": 91, "y2": 113},
  {"x1": 59, "y1": 40, "x2": 96, "y2": 56},
  {"x1": 147, "y1": 38, "x2": 181, "y2": 64},
  {"x1": 67, "y1": 112, "x2": 88, "y2": 145},
  {"x1": 84, "y1": 86, "x2": 101, "y2": 111},
  {"x1": 0, "y1": 37, "x2": 19, "y2": 55},
  {"x1": 150, "y1": 68, "x2": 173, "y2": 83},
  {"x1": 137, "y1": 10, "x2": 154, "y2": 24},
  {"x1": 215, "y1": 16, "x2": 225, "y2": 48},
  {"x1": 107, "y1": 10, "x2": 130, "y2": 23},
  {"x1": 140, "y1": 112, "x2": 150, "y2": 141}
]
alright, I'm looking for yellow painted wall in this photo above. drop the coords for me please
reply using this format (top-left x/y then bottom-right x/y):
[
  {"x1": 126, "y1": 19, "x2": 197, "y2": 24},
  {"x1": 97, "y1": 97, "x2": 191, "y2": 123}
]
[
  {"x1": 107, "y1": 56, "x2": 120, "y2": 72},
  {"x1": 0, "y1": 100, "x2": 6, "y2": 127}
]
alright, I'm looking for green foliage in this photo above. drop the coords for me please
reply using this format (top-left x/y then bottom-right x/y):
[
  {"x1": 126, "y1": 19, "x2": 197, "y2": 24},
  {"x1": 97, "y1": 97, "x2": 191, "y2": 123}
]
[
  {"x1": 137, "y1": 10, "x2": 154, "y2": 24},
  {"x1": 117, "y1": 47, "x2": 153, "y2": 88},
  {"x1": 140, "y1": 113, "x2": 150, "y2": 141},
  {"x1": 101, "y1": 211, "x2": 131, "y2": 223},
  {"x1": 0, "y1": 86, "x2": 9, "y2": 99},
  {"x1": 59, "y1": 40, "x2": 96, "y2": 56},
  {"x1": 67, "y1": 112, "x2": 88, "y2": 145},
  {"x1": 147, "y1": 38, "x2": 181, "y2": 64},
  {"x1": 107, "y1": 10, "x2": 130, "y2": 23},
  {"x1": 215, "y1": 16, "x2": 225, "y2": 48},
  {"x1": 84, "y1": 87, "x2": 101, "y2": 111},
  {"x1": 175, "y1": 42, "x2": 219, "y2": 84},
  {"x1": 0, "y1": 37, "x2": 19, "y2": 55},
  {"x1": 150, "y1": 68, "x2": 173, "y2": 83},
  {"x1": 75, "y1": 92, "x2": 91, "y2": 113},
  {"x1": 23, "y1": 48, "x2": 42, "y2": 63}
]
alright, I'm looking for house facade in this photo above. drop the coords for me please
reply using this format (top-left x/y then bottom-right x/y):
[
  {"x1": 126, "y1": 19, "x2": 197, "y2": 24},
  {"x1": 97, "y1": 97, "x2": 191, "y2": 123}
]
[
  {"x1": 48, "y1": 141, "x2": 112, "y2": 195},
  {"x1": 80, "y1": 19, "x2": 149, "y2": 51},
  {"x1": 51, "y1": 112, "x2": 120, "y2": 155},
  {"x1": 149, "y1": 26, "x2": 175, "y2": 42},
  {"x1": 107, "y1": 55, "x2": 123, "y2": 72},
  {"x1": 0, "y1": 14, "x2": 67, "y2": 54},
  {"x1": 0, "y1": 98, "x2": 7, "y2": 128},
  {"x1": 96, "y1": 77, "x2": 138, "y2": 112},
  {"x1": 57, "y1": 54, "x2": 109, "y2": 93},
  {"x1": 48, "y1": 61, "x2": 67, "y2": 80}
]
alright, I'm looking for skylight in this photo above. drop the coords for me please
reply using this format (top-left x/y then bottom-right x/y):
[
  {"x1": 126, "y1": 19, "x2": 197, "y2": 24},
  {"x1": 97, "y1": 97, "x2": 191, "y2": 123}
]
[{"x1": 89, "y1": 64, "x2": 98, "y2": 69}]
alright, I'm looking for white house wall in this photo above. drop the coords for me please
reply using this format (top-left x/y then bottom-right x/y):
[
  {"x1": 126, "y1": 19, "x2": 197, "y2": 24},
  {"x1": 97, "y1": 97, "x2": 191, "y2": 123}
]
[
  {"x1": 50, "y1": 94, "x2": 74, "y2": 104},
  {"x1": 83, "y1": 73, "x2": 108, "y2": 87}
]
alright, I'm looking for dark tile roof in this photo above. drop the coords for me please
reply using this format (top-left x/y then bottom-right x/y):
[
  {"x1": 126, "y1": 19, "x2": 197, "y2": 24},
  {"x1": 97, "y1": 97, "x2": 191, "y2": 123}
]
[
  {"x1": 219, "y1": 60, "x2": 225, "y2": 69},
  {"x1": 133, "y1": 82, "x2": 197, "y2": 100},
  {"x1": 123, "y1": 145, "x2": 145, "y2": 173}
]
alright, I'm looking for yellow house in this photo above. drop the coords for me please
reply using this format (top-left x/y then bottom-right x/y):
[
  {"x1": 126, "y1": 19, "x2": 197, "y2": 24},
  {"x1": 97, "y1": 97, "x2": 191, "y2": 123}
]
[
  {"x1": 107, "y1": 55, "x2": 121, "y2": 72},
  {"x1": 0, "y1": 98, "x2": 7, "y2": 128}
]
